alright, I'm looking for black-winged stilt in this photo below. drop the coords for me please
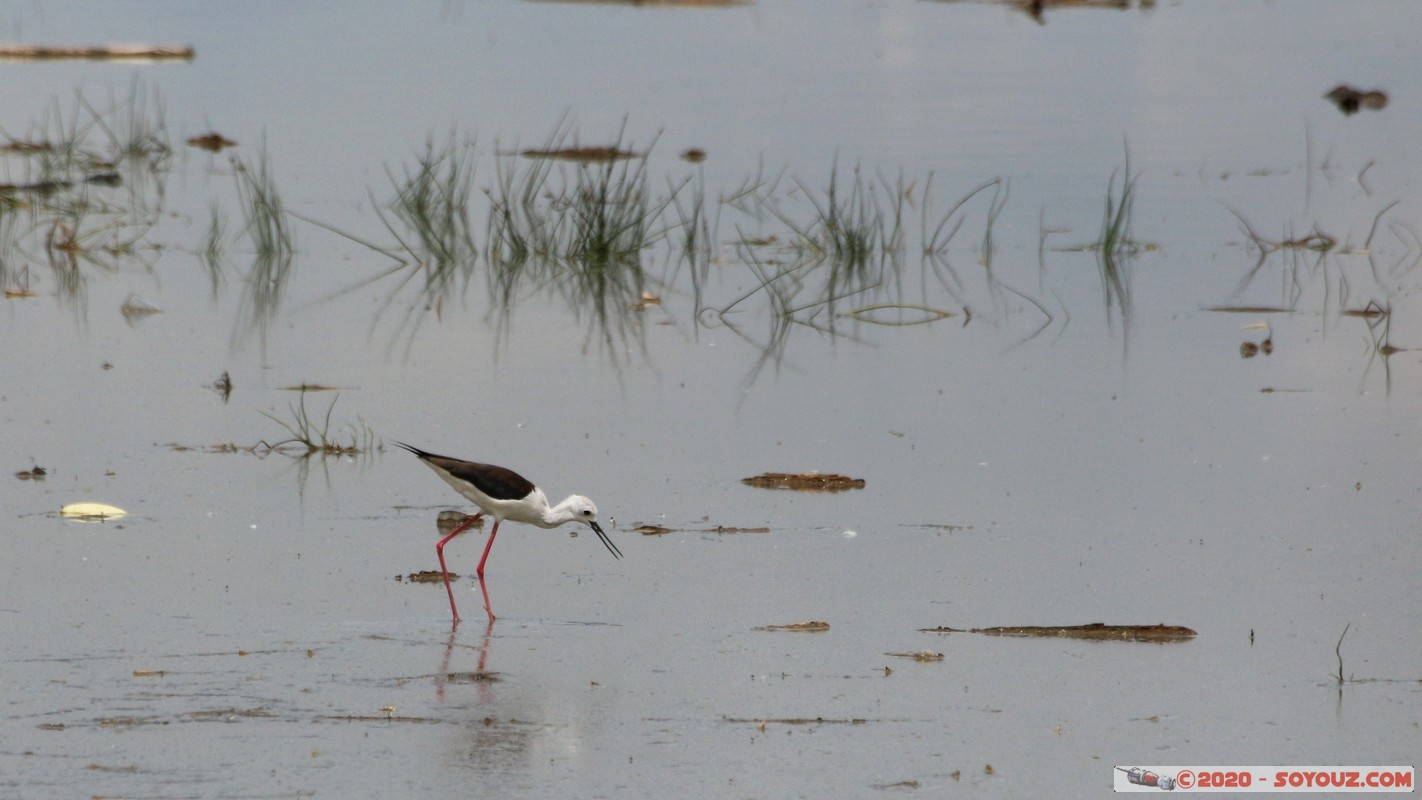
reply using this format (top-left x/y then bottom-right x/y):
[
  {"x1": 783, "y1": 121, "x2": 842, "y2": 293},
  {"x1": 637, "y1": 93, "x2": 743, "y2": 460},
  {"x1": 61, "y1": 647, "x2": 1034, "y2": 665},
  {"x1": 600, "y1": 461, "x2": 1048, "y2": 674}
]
[{"x1": 395, "y1": 442, "x2": 621, "y2": 622}]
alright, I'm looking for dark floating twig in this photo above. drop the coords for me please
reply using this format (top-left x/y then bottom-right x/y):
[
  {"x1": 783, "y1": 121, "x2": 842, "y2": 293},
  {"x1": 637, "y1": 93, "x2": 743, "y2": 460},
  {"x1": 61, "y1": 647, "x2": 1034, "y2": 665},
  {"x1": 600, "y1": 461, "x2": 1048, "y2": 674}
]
[
  {"x1": 741, "y1": 472, "x2": 866, "y2": 492},
  {"x1": 317, "y1": 714, "x2": 443, "y2": 724},
  {"x1": 921, "y1": 622, "x2": 1197, "y2": 642},
  {"x1": 277, "y1": 383, "x2": 345, "y2": 392},
  {"x1": 885, "y1": 650, "x2": 945, "y2": 662},
  {"x1": 1202, "y1": 305, "x2": 1293, "y2": 314},
  {"x1": 755, "y1": 621, "x2": 831, "y2": 632},
  {"x1": 1341, "y1": 305, "x2": 1388, "y2": 318},
  {"x1": 634, "y1": 523, "x2": 769, "y2": 535},
  {"x1": 516, "y1": 145, "x2": 640, "y2": 162},
  {"x1": 0, "y1": 44, "x2": 195, "y2": 61},
  {"x1": 724, "y1": 716, "x2": 867, "y2": 726}
]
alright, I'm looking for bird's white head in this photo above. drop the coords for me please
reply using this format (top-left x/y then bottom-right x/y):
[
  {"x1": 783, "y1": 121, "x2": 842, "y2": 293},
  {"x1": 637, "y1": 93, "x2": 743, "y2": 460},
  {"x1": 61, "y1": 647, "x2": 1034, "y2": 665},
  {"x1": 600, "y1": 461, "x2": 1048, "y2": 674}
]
[
  {"x1": 552, "y1": 495, "x2": 622, "y2": 560},
  {"x1": 559, "y1": 494, "x2": 599, "y2": 525}
]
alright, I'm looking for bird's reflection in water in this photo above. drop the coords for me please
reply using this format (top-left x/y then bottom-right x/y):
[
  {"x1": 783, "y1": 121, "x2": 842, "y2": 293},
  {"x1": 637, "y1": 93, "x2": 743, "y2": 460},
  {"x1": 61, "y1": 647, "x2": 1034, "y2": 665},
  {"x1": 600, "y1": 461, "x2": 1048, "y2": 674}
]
[{"x1": 435, "y1": 577, "x2": 497, "y2": 703}]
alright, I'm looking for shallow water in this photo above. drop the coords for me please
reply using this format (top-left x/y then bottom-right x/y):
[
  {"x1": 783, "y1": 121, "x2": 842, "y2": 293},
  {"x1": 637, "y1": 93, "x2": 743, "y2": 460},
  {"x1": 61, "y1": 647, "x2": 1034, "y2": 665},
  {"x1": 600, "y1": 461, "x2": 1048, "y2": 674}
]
[{"x1": 2, "y1": 1, "x2": 1420, "y2": 797}]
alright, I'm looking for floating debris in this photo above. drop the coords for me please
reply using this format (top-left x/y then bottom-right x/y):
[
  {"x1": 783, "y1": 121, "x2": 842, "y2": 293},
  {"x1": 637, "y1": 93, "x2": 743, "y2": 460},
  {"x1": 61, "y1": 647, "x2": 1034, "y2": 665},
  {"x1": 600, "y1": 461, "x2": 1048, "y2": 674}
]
[
  {"x1": 1202, "y1": 305, "x2": 1293, "y2": 314},
  {"x1": 317, "y1": 713, "x2": 443, "y2": 724},
  {"x1": 708, "y1": 525, "x2": 770, "y2": 534},
  {"x1": 920, "y1": 622, "x2": 1196, "y2": 642},
  {"x1": 886, "y1": 650, "x2": 945, "y2": 662},
  {"x1": 15, "y1": 465, "x2": 46, "y2": 480},
  {"x1": 0, "y1": 43, "x2": 195, "y2": 61},
  {"x1": 209, "y1": 370, "x2": 233, "y2": 402},
  {"x1": 909, "y1": 522, "x2": 971, "y2": 533},
  {"x1": 187, "y1": 132, "x2": 237, "y2": 152},
  {"x1": 930, "y1": 0, "x2": 1152, "y2": 25},
  {"x1": 1240, "y1": 332, "x2": 1273, "y2": 358},
  {"x1": 741, "y1": 472, "x2": 866, "y2": 492},
  {"x1": 445, "y1": 671, "x2": 500, "y2": 683},
  {"x1": 97, "y1": 716, "x2": 166, "y2": 728},
  {"x1": 756, "y1": 620, "x2": 830, "y2": 632},
  {"x1": 1341, "y1": 306, "x2": 1388, "y2": 318},
  {"x1": 635, "y1": 523, "x2": 769, "y2": 535},
  {"x1": 1325, "y1": 85, "x2": 1388, "y2": 115},
  {"x1": 60, "y1": 502, "x2": 127, "y2": 521},
  {"x1": 517, "y1": 145, "x2": 640, "y2": 162},
  {"x1": 165, "y1": 442, "x2": 243, "y2": 453},
  {"x1": 120, "y1": 294, "x2": 162, "y2": 318},
  {"x1": 187, "y1": 707, "x2": 275, "y2": 720},
  {"x1": 724, "y1": 715, "x2": 866, "y2": 726},
  {"x1": 871, "y1": 780, "x2": 921, "y2": 791},
  {"x1": 276, "y1": 383, "x2": 345, "y2": 392},
  {"x1": 736, "y1": 234, "x2": 778, "y2": 247},
  {"x1": 404, "y1": 570, "x2": 455, "y2": 583},
  {"x1": 631, "y1": 291, "x2": 661, "y2": 311}
]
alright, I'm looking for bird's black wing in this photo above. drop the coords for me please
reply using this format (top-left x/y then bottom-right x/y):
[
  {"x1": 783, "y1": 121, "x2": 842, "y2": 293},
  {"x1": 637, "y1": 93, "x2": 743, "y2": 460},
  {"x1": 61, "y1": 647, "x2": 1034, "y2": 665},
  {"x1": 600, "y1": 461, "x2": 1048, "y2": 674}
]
[{"x1": 395, "y1": 442, "x2": 536, "y2": 501}]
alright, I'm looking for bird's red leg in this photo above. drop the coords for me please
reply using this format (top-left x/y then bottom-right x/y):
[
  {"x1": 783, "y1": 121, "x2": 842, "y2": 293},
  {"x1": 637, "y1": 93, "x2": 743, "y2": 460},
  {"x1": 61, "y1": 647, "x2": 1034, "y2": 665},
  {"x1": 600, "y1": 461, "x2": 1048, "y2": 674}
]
[
  {"x1": 436, "y1": 512, "x2": 483, "y2": 624},
  {"x1": 477, "y1": 573, "x2": 495, "y2": 622},
  {"x1": 475, "y1": 519, "x2": 501, "y2": 578}
]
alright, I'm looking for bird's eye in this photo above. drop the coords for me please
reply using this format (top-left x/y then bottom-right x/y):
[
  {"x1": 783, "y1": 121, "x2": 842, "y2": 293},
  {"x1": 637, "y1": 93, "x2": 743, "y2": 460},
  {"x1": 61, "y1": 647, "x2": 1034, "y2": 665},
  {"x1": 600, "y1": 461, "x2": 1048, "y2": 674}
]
[{"x1": 582, "y1": 509, "x2": 591, "y2": 516}]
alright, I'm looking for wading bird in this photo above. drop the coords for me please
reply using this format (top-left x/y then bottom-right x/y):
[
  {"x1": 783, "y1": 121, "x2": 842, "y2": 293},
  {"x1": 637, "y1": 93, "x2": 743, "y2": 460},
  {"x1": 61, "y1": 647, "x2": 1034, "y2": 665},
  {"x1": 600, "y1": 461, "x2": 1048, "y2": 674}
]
[{"x1": 396, "y1": 442, "x2": 621, "y2": 622}]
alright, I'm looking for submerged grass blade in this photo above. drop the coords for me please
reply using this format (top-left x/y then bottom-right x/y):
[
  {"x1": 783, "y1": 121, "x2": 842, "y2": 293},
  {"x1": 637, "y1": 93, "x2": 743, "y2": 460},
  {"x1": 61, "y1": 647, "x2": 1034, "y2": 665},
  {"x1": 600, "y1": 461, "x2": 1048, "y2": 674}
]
[
  {"x1": 384, "y1": 135, "x2": 478, "y2": 279},
  {"x1": 234, "y1": 150, "x2": 292, "y2": 259},
  {"x1": 362, "y1": 133, "x2": 482, "y2": 348},
  {"x1": 479, "y1": 121, "x2": 682, "y2": 362},
  {"x1": 1095, "y1": 152, "x2": 1143, "y2": 347},
  {"x1": 232, "y1": 148, "x2": 294, "y2": 347},
  {"x1": 201, "y1": 203, "x2": 227, "y2": 298},
  {"x1": 259, "y1": 391, "x2": 373, "y2": 456}
]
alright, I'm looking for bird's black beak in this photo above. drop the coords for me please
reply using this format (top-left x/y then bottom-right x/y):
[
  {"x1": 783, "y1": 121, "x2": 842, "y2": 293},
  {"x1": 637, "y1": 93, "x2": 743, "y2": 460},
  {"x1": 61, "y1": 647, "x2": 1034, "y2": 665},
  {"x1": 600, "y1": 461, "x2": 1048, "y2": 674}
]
[{"x1": 589, "y1": 520, "x2": 623, "y2": 560}]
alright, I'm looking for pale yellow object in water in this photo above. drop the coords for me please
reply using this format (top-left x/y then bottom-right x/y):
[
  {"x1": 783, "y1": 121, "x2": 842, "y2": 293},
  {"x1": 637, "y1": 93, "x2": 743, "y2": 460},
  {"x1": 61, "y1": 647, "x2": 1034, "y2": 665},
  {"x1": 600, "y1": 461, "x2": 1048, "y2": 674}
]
[{"x1": 60, "y1": 502, "x2": 127, "y2": 520}]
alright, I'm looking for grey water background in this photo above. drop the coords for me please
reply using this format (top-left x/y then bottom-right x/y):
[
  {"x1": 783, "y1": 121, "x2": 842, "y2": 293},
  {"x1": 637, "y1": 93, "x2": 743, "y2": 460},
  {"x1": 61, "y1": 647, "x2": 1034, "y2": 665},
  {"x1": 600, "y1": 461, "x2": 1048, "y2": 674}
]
[{"x1": 1, "y1": 1, "x2": 1419, "y2": 797}]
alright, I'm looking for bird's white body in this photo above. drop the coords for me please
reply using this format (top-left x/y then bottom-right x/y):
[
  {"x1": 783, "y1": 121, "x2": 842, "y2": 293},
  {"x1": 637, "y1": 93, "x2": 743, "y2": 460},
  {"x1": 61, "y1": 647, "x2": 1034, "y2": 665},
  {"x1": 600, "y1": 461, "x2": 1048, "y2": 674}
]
[{"x1": 424, "y1": 462, "x2": 597, "y2": 530}]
